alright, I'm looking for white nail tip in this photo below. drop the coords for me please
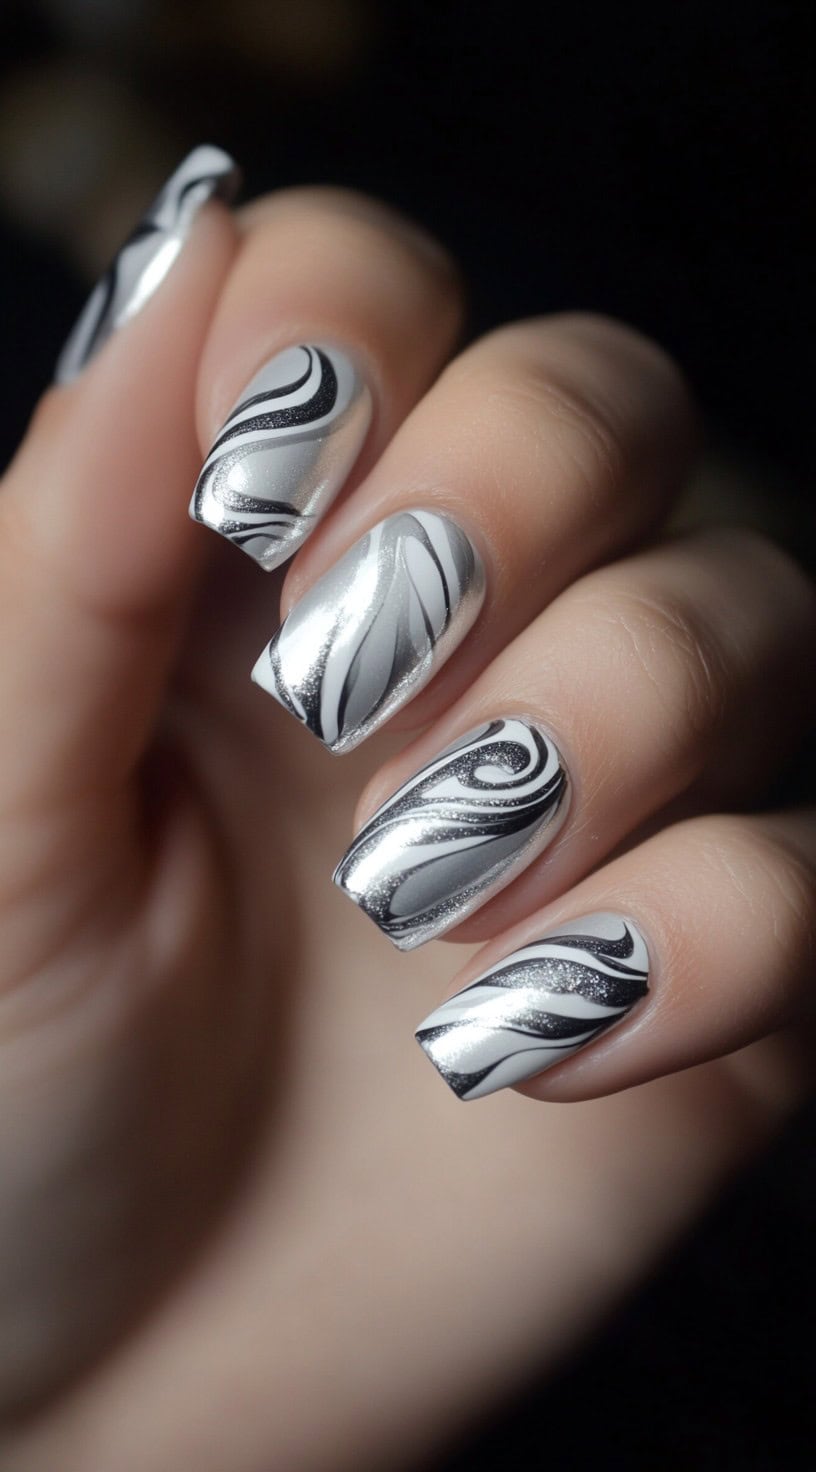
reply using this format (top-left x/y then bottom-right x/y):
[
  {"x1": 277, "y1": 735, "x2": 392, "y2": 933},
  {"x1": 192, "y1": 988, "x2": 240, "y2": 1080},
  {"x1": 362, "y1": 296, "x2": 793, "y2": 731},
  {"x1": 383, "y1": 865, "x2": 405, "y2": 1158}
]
[{"x1": 416, "y1": 912, "x2": 649, "y2": 1100}]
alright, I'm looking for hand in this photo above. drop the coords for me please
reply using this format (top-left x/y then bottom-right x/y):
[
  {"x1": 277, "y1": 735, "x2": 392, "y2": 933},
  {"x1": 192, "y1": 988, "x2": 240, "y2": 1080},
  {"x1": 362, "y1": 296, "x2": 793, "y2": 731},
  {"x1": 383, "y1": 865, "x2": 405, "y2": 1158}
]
[{"x1": 2, "y1": 155, "x2": 814, "y2": 1472}]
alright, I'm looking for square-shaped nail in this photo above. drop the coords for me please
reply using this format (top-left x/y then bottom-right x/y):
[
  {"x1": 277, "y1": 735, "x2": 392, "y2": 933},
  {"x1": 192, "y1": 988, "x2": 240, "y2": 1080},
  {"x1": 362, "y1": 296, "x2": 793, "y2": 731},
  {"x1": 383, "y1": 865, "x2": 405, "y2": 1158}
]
[
  {"x1": 415, "y1": 913, "x2": 649, "y2": 1099},
  {"x1": 251, "y1": 507, "x2": 485, "y2": 752},
  {"x1": 333, "y1": 718, "x2": 569, "y2": 949},
  {"x1": 55, "y1": 144, "x2": 240, "y2": 384},
  {"x1": 190, "y1": 344, "x2": 371, "y2": 571}
]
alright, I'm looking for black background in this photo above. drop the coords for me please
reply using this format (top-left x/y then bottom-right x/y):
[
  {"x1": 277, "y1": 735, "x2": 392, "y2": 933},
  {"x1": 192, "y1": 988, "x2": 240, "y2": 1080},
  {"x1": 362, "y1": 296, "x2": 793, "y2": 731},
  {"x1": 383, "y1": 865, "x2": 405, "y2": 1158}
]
[{"x1": 0, "y1": 2, "x2": 814, "y2": 1466}]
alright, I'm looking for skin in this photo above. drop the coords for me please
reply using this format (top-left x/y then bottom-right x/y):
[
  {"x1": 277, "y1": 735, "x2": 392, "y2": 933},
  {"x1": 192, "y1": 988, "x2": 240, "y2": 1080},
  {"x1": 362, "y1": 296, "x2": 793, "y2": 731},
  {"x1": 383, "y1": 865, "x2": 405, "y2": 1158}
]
[{"x1": 0, "y1": 190, "x2": 813, "y2": 1472}]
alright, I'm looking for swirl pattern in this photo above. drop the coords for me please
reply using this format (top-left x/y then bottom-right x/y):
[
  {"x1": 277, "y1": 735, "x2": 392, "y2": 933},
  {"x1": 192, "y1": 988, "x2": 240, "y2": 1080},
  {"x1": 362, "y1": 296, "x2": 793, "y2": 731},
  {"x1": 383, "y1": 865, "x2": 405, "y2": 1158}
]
[
  {"x1": 55, "y1": 145, "x2": 240, "y2": 384},
  {"x1": 252, "y1": 508, "x2": 485, "y2": 753},
  {"x1": 334, "y1": 719, "x2": 569, "y2": 949},
  {"x1": 416, "y1": 913, "x2": 649, "y2": 1099},
  {"x1": 190, "y1": 344, "x2": 371, "y2": 570}
]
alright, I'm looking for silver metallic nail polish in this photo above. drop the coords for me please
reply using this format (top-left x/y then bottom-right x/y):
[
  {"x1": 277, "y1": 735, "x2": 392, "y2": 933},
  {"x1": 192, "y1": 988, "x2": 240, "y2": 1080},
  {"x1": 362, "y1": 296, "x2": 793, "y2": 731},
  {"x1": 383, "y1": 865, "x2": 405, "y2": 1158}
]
[
  {"x1": 333, "y1": 718, "x2": 569, "y2": 949},
  {"x1": 189, "y1": 344, "x2": 372, "y2": 571},
  {"x1": 55, "y1": 144, "x2": 240, "y2": 384},
  {"x1": 416, "y1": 913, "x2": 649, "y2": 1100},
  {"x1": 251, "y1": 507, "x2": 485, "y2": 753}
]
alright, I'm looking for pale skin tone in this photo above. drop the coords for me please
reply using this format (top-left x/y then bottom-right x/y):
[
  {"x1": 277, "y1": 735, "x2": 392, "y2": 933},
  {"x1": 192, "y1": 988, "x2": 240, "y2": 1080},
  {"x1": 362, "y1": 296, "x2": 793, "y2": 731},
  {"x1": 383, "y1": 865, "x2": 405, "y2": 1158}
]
[{"x1": 0, "y1": 190, "x2": 814, "y2": 1471}]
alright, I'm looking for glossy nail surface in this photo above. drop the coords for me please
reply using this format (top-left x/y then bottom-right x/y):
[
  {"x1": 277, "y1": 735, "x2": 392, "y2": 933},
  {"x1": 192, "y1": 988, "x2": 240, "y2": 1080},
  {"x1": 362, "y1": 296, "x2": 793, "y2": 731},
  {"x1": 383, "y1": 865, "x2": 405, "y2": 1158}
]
[
  {"x1": 333, "y1": 718, "x2": 569, "y2": 949},
  {"x1": 416, "y1": 913, "x2": 649, "y2": 1100},
  {"x1": 55, "y1": 144, "x2": 240, "y2": 384},
  {"x1": 252, "y1": 508, "x2": 485, "y2": 753},
  {"x1": 190, "y1": 344, "x2": 371, "y2": 570}
]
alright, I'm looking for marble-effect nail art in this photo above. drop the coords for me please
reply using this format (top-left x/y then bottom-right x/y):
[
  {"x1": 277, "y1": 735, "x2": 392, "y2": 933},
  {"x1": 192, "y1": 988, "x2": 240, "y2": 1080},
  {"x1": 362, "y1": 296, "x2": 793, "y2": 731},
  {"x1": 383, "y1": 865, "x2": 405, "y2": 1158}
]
[
  {"x1": 55, "y1": 144, "x2": 240, "y2": 384},
  {"x1": 416, "y1": 913, "x2": 649, "y2": 1100},
  {"x1": 189, "y1": 344, "x2": 371, "y2": 571},
  {"x1": 333, "y1": 718, "x2": 569, "y2": 949},
  {"x1": 252, "y1": 508, "x2": 485, "y2": 753}
]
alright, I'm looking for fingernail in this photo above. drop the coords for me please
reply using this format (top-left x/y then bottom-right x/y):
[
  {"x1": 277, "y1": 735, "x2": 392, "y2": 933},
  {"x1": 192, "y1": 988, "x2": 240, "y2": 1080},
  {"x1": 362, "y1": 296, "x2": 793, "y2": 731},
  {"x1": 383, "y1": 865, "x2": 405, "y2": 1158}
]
[
  {"x1": 415, "y1": 913, "x2": 649, "y2": 1100},
  {"x1": 333, "y1": 719, "x2": 569, "y2": 949},
  {"x1": 55, "y1": 144, "x2": 240, "y2": 384},
  {"x1": 251, "y1": 508, "x2": 485, "y2": 752},
  {"x1": 190, "y1": 345, "x2": 372, "y2": 571}
]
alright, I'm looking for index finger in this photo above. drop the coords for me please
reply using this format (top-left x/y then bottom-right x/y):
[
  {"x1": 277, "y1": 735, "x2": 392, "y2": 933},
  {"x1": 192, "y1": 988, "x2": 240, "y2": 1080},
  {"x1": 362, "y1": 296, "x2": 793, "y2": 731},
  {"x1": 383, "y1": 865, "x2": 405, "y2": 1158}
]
[{"x1": 190, "y1": 188, "x2": 463, "y2": 571}]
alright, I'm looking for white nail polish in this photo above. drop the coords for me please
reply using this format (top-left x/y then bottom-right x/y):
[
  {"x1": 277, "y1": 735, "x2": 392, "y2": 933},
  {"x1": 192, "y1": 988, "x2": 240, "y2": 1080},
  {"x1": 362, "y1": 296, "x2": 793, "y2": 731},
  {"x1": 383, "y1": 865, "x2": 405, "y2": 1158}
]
[{"x1": 416, "y1": 913, "x2": 649, "y2": 1099}]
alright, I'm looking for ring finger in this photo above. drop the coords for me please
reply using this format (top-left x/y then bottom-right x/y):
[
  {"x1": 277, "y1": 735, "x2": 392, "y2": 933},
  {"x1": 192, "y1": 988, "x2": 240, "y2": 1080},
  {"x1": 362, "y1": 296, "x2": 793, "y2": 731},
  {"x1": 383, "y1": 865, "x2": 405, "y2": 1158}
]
[{"x1": 334, "y1": 526, "x2": 816, "y2": 948}]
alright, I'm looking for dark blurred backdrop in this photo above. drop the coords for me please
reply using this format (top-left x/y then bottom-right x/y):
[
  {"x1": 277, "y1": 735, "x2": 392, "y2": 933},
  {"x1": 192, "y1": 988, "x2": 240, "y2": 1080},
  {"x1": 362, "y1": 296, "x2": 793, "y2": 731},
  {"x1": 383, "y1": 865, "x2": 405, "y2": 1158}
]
[{"x1": 0, "y1": 2, "x2": 813, "y2": 1467}]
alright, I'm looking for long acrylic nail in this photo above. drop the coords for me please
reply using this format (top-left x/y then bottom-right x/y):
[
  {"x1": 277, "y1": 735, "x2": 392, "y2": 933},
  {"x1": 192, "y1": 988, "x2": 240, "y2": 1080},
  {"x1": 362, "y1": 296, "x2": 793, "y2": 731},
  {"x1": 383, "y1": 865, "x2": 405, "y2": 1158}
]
[
  {"x1": 416, "y1": 913, "x2": 649, "y2": 1100},
  {"x1": 55, "y1": 144, "x2": 240, "y2": 384},
  {"x1": 252, "y1": 508, "x2": 486, "y2": 752},
  {"x1": 190, "y1": 344, "x2": 371, "y2": 571},
  {"x1": 333, "y1": 718, "x2": 569, "y2": 949}
]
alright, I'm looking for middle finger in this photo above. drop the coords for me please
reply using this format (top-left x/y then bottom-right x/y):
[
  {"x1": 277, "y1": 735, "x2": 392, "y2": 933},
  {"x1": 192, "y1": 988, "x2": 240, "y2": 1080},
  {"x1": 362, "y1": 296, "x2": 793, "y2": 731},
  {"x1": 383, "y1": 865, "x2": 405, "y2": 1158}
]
[
  {"x1": 253, "y1": 313, "x2": 697, "y2": 750},
  {"x1": 335, "y1": 526, "x2": 815, "y2": 949}
]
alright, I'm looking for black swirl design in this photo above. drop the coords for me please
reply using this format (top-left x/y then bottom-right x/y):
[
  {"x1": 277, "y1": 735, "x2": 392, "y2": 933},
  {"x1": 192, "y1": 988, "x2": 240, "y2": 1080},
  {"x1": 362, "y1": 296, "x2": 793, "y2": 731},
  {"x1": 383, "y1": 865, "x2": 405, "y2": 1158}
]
[
  {"x1": 208, "y1": 348, "x2": 337, "y2": 453},
  {"x1": 55, "y1": 145, "x2": 240, "y2": 383},
  {"x1": 333, "y1": 719, "x2": 569, "y2": 949},
  {"x1": 252, "y1": 508, "x2": 485, "y2": 752},
  {"x1": 191, "y1": 342, "x2": 370, "y2": 569},
  {"x1": 415, "y1": 916, "x2": 649, "y2": 1099}
]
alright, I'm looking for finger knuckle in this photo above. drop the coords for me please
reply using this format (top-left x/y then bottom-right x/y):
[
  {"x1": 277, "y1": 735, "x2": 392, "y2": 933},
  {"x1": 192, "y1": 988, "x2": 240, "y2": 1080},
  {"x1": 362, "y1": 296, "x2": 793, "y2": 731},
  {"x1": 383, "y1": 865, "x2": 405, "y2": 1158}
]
[
  {"x1": 546, "y1": 311, "x2": 692, "y2": 394},
  {"x1": 702, "y1": 525, "x2": 816, "y2": 624},
  {"x1": 452, "y1": 335, "x2": 630, "y2": 503},
  {"x1": 684, "y1": 817, "x2": 816, "y2": 967},
  {"x1": 582, "y1": 579, "x2": 731, "y2": 765},
  {"x1": 240, "y1": 186, "x2": 461, "y2": 287}
]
